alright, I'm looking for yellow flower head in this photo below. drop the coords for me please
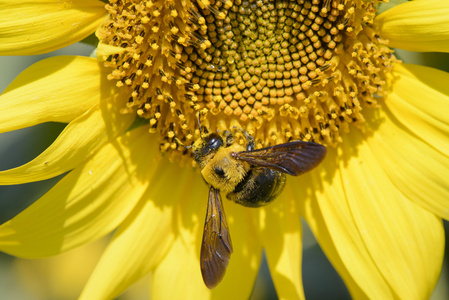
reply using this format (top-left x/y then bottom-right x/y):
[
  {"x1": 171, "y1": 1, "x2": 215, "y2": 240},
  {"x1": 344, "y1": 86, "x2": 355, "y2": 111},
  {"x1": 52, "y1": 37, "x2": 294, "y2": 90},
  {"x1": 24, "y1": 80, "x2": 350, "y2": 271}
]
[
  {"x1": 96, "y1": 0, "x2": 396, "y2": 155},
  {"x1": 1, "y1": 0, "x2": 449, "y2": 299}
]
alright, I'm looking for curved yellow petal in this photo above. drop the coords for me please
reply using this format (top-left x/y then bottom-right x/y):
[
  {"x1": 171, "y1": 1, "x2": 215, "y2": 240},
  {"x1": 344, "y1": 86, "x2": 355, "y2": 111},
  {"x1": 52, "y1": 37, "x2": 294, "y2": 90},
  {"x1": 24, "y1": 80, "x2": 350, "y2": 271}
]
[
  {"x1": 0, "y1": 0, "x2": 107, "y2": 55},
  {"x1": 301, "y1": 139, "x2": 445, "y2": 299},
  {"x1": 153, "y1": 237, "x2": 211, "y2": 300},
  {"x1": 79, "y1": 159, "x2": 186, "y2": 300},
  {"x1": 151, "y1": 174, "x2": 210, "y2": 300},
  {"x1": 339, "y1": 134, "x2": 443, "y2": 299},
  {"x1": 262, "y1": 183, "x2": 304, "y2": 300},
  {"x1": 0, "y1": 97, "x2": 134, "y2": 184},
  {"x1": 0, "y1": 56, "x2": 111, "y2": 134},
  {"x1": 386, "y1": 63, "x2": 449, "y2": 157},
  {"x1": 366, "y1": 105, "x2": 449, "y2": 220},
  {"x1": 0, "y1": 126, "x2": 153, "y2": 258},
  {"x1": 299, "y1": 156, "x2": 389, "y2": 299},
  {"x1": 375, "y1": 0, "x2": 449, "y2": 52}
]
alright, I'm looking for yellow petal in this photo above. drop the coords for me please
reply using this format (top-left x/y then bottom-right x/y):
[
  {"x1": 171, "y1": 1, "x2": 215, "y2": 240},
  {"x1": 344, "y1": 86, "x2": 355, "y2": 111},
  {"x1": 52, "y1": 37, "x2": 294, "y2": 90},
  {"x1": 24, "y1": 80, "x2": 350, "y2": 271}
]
[
  {"x1": 386, "y1": 63, "x2": 449, "y2": 157},
  {"x1": 0, "y1": 56, "x2": 110, "y2": 133},
  {"x1": 0, "y1": 0, "x2": 107, "y2": 55},
  {"x1": 301, "y1": 162, "x2": 389, "y2": 299},
  {"x1": 261, "y1": 183, "x2": 304, "y2": 300},
  {"x1": 152, "y1": 237, "x2": 211, "y2": 300},
  {"x1": 303, "y1": 131, "x2": 445, "y2": 298},
  {"x1": 153, "y1": 239, "x2": 209, "y2": 300},
  {"x1": 0, "y1": 126, "x2": 154, "y2": 258},
  {"x1": 79, "y1": 159, "x2": 185, "y2": 300},
  {"x1": 340, "y1": 136, "x2": 443, "y2": 298},
  {"x1": 375, "y1": 0, "x2": 449, "y2": 52},
  {"x1": 0, "y1": 98, "x2": 134, "y2": 184},
  {"x1": 366, "y1": 107, "x2": 449, "y2": 220},
  {"x1": 151, "y1": 173, "x2": 210, "y2": 300}
]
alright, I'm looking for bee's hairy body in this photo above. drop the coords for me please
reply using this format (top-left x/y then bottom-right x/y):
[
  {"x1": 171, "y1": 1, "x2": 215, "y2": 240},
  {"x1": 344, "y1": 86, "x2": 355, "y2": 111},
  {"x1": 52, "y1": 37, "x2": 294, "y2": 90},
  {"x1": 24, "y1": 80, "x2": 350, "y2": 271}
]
[
  {"x1": 194, "y1": 132, "x2": 286, "y2": 207},
  {"x1": 192, "y1": 128, "x2": 327, "y2": 289},
  {"x1": 229, "y1": 166, "x2": 286, "y2": 207}
]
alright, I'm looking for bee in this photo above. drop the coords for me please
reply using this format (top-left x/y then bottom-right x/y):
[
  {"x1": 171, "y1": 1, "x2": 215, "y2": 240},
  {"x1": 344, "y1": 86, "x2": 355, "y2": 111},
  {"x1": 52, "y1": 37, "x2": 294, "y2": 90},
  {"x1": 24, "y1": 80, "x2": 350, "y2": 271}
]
[{"x1": 189, "y1": 130, "x2": 327, "y2": 289}]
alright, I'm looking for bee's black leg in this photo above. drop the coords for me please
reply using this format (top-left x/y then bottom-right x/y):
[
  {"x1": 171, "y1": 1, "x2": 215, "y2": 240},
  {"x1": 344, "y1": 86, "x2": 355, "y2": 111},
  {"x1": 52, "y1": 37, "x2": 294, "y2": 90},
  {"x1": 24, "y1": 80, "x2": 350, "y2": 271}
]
[
  {"x1": 242, "y1": 131, "x2": 255, "y2": 151},
  {"x1": 224, "y1": 130, "x2": 234, "y2": 146}
]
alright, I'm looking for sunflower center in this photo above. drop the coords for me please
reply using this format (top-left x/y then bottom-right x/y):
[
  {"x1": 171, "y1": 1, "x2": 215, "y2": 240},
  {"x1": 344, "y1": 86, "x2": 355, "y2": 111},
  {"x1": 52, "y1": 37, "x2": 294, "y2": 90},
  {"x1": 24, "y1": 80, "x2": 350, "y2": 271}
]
[{"x1": 98, "y1": 0, "x2": 395, "y2": 157}]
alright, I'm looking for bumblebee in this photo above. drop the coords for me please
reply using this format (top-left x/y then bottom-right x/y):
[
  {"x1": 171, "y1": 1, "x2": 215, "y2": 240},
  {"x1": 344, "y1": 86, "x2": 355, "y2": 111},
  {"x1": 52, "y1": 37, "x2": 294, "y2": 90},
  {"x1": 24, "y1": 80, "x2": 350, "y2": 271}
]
[{"x1": 190, "y1": 130, "x2": 327, "y2": 289}]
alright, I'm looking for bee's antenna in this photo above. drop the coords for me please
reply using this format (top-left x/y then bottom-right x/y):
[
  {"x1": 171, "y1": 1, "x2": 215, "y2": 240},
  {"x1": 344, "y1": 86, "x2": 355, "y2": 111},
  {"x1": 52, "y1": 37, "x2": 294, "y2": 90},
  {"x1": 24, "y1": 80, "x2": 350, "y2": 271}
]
[
  {"x1": 198, "y1": 112, "x2": 203, "y2": 135},
  {"x1": 175, "y1": 137, "x2": 194, "y2": 149}
]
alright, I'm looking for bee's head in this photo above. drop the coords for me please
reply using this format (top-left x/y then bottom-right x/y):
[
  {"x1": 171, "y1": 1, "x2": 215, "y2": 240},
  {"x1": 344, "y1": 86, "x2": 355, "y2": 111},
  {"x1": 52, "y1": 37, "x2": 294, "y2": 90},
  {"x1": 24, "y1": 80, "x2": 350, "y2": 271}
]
[{"x1": 193, "y1": 132, "x2": 224, "y2": 168}]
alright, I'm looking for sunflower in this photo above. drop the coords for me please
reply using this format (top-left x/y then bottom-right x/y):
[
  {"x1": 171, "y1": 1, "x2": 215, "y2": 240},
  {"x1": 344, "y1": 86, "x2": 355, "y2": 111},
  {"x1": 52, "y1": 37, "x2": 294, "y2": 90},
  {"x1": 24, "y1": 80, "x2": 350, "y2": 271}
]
[{"x1": 1, "y1": 0, "x2": 449, "y2": 299}]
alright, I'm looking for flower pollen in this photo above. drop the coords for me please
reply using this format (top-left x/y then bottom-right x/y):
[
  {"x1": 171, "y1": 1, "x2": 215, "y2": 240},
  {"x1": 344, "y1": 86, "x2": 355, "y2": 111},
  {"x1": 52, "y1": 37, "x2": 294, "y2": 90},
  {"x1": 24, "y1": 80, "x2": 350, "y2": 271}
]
[{"x1": 97, "y1": 0, "x2": 396, "y2": 159}]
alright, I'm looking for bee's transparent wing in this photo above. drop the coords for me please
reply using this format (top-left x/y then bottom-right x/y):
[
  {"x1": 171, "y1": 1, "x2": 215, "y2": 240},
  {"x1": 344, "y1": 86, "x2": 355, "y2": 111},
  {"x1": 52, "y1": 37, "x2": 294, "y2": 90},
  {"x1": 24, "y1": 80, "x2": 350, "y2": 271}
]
[
  {"x1": 233, "y1": 141, "x2": 326, "y2": 176},
  {"x1": 200, "y1": 186, "x2": 233, "y2": 289}
]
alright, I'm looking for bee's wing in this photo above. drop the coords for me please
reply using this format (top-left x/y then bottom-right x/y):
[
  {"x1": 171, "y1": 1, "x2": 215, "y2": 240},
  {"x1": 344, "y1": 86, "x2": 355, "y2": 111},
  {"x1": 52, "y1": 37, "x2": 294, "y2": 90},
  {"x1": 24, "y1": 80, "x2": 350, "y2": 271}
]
[
  {"x1": 200, "y1": 186, "x2": 233, "y2": 289},
  {"x1": 232, "y1": 141, "x2": 326, "y2": 176}
]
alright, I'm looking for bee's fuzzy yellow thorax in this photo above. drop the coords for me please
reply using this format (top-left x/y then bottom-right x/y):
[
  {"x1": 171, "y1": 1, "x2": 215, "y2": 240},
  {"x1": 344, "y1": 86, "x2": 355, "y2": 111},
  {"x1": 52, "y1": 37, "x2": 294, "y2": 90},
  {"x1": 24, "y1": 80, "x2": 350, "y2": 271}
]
[{"x1": 200, "y1": 143, "x2": 249, "y2": 194}]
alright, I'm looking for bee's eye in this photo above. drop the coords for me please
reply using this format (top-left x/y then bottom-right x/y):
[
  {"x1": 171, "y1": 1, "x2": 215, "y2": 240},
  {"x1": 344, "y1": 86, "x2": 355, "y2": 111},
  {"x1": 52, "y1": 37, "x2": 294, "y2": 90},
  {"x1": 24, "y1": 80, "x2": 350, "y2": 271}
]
[{"x1": 206, "y1": 133, "x2": 223, "y2": 151}]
